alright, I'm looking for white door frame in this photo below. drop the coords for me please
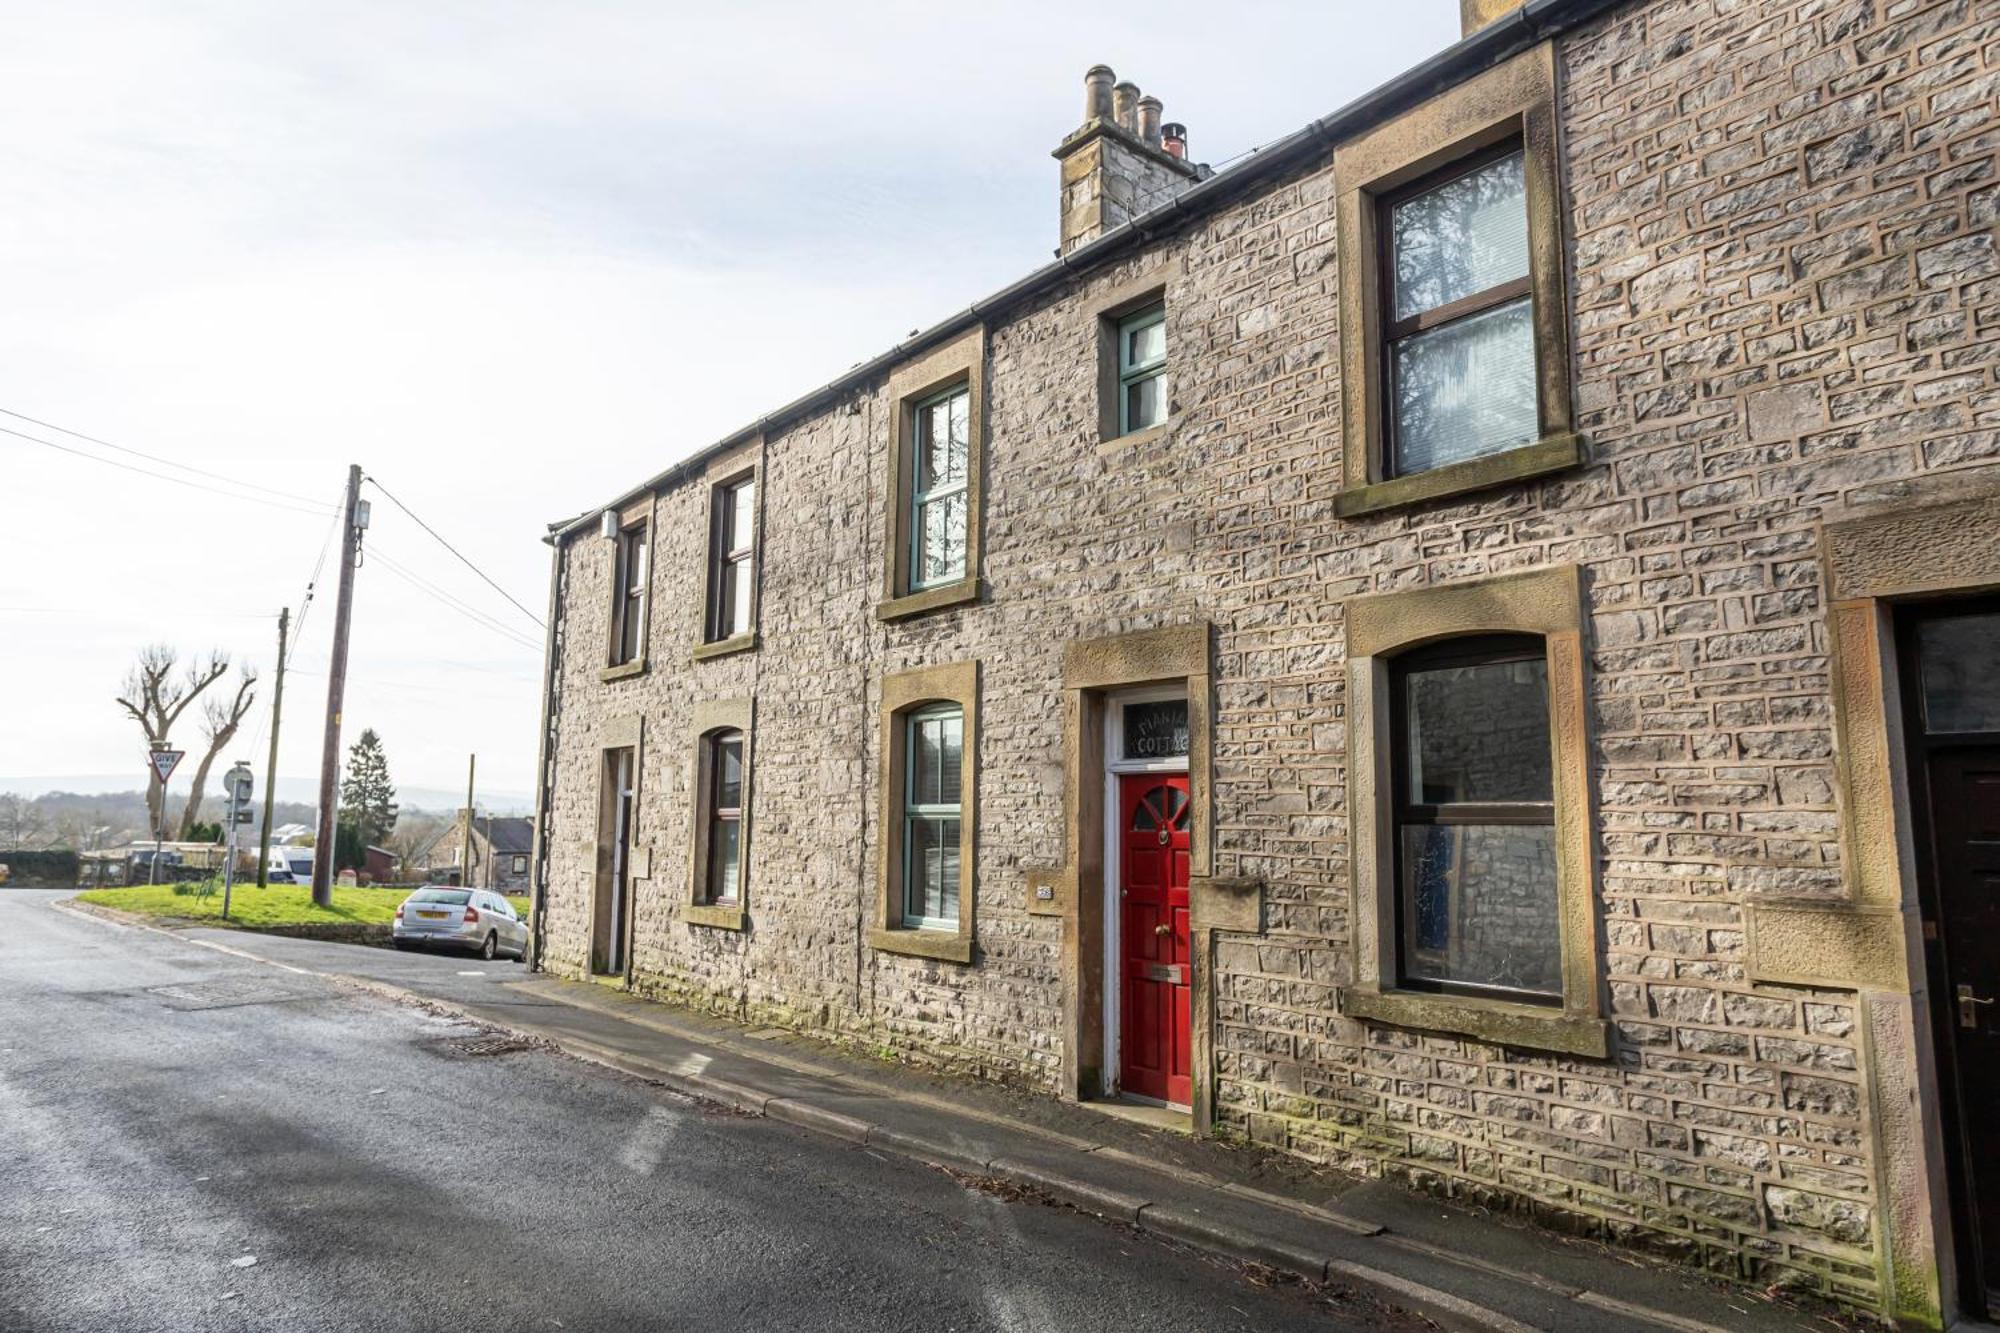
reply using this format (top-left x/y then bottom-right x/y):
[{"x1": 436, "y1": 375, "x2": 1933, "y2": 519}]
[{"x1": 1100, "y1": 684, "x2": 1191, "y2": 1100}]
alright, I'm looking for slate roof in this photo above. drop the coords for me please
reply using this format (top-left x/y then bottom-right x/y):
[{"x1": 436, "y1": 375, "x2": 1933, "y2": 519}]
[{"x1": 480, "y1": 817, "x2": 534, "y2": 856}]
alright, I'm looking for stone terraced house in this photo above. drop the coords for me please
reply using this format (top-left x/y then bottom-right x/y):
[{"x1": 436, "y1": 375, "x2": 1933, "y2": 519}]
[{"x1": 525, "y1": 0, "x2": 2000, "y2": 1323}]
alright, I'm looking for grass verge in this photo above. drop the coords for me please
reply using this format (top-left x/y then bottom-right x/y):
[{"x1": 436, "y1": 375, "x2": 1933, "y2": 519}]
[{"x1": 76, "y1": 882, "x2": 531, "y2": 928}]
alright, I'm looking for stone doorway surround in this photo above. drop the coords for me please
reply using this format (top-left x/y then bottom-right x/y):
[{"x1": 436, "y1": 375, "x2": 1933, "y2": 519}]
[
  {"x1": 1763, "y1": 468, "x2": 2000, "y2": 1328},
  {"x1": 589, "y1": 713, "x2": 645, "y2": 985},
  {"x1": 1024, "y1": 621, "x2": 1260, "y2": 1135}
]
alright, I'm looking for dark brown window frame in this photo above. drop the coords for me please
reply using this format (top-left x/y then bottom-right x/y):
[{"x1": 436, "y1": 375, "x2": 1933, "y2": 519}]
[
  {"x1": 1375, "y1": 137, "x2": 1534, "y2": 481},
  {"x1": 1332, "y1": 42, "x2": 1578, "y2": 519},
  {"x1": 1340, "y1": 565, "x2": 1607, "y2": 1059},
  {"x1": 700, "y1": 728, "x2": 745, "y2": 905},
  {"x1": 705, "y1": 470, "x2": 757, "y2": 645},
  {"x1": 685, "y1": 697, "x2": 752, "y2": 931},
  {"x1": 1387, "y1": 632, "x2": 1558, "y2": 1006},
  {"x1": 607, "y1": 518, "x2": 650, "y2": 670}
]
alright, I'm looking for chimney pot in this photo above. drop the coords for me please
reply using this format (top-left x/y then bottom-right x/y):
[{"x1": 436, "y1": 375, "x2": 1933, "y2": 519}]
[
  {"x1": 1112, "y1": 81, "x2": 1140, "y2": 133},
  {"x1": 1161, "y1": 122, "x2": 1188, "y2": 160},
  {"x1": 1083, "y1": 65, "x2": 1114, "y2": 122},
  {"x1": 1137, "y1": 95, "x2": 1163, "y2": 148}
]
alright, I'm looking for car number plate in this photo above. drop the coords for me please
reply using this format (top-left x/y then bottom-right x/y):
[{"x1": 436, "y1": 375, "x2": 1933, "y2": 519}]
[{"x1": 417, "y1": 910, "x2": 447, "y2": 919}]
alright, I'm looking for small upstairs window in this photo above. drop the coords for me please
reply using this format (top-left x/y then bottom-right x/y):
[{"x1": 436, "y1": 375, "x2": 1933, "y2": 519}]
[
  {"x1": 910, "y1": 384, "x2": 970, "y2": 590},
  {"x1": 1383, "y1": 144, "x2": 1535, "y2": 477},
  {"x1": 707, "y1": 474, "x2": 756, "y2": 643},
  {"x1": 609, "y1": 521, "x2": 649, "y2": 667},
  {"x1": 1117, "y1": 303, "x2": 1167, "y2": 435}
]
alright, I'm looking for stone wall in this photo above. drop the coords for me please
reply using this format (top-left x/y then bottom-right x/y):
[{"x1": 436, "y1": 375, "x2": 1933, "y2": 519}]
[{"x1": 538, "y1": 0, "x2": 1997, "y2": 1311}]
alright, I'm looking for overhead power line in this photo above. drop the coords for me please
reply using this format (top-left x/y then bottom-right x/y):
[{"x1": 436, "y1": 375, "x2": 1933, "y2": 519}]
[
  {"x1": 242, "y1": 485, "x2": 348, "y2": 762},
  {"x1": 286, "y1": 501, "x2": 345, "y2": 671},
  {"x1": 368, "y1": 545, "x2": 543, "y2": 654},
  {"x1": 0, "y1": 405, "x2": 337, "y2": 510},
  {"x1": 1, "y1": 422, "x2": 334, "y2": 518},
  {"x1": 365, "y1": 476, "x2": 546, "y2": 630}
]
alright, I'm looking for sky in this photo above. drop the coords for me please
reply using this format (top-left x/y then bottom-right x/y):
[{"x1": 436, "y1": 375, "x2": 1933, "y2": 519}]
[{"x1": 0, "y1": 0, "x2": 1457, "y2": 810}]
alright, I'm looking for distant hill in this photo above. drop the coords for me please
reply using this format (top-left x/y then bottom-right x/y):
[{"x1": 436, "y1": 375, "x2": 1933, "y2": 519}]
[
  {"x1": 0, "y1": 774, "x2": 533, "y2": 814},
  {"x1": 0, "y1": 784, "x2": 531, "y2": 852}
]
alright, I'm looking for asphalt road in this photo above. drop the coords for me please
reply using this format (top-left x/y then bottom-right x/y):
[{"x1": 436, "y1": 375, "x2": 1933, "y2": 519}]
[{"x1": 0, "y1": 892, "x2": 1417, "y2": 1333}]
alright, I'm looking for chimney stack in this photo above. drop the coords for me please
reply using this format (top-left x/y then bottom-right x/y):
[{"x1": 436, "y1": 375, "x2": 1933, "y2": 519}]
[
  {"x1": 1052, "y1": 65, "x2": 1207, "y2": 256},
  {"x1": 1460, "y1": 0, "x2": 1520, "y2": 34}
]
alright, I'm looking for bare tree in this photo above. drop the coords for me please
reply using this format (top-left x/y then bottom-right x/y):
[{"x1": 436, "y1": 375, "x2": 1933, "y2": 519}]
[
  {"x1": 177, "y1": 668, "x2": 258, "y2": 839},
  {"x1": 0, "y1": 794, "x2": 53, "y2": 851},
  {"x1": 115, "y1": 645, "x2": 231, "y2": 838}
]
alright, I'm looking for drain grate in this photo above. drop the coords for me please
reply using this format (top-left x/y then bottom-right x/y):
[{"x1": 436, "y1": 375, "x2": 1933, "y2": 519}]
[
  {"x1": 436, "y1": 1033, "x2": 537, "y2": 1059},
  {"x1": 147, "y1": 978, "x2": 312, "y2": 1011}
]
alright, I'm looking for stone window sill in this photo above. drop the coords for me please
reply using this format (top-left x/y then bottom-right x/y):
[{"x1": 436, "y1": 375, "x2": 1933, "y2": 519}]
[
  {"x1": 867, "y1": 925, "x2": 974, "y2": 965},
  {"x1": 876, "y1": 577, "x2": 982, "y2": 623},
  {"x1": 599, "y1": 658, "x2": 648, "y2": 684},
  {"x1": 692, "y1": 632, "x2": 758, "y2": 663},
  {"x1": 685, "y1": 901, "x2": 746, "y2": 931},
  {"x1": 1332, "y1": 432, "x2": 1585, "y2": 519},
  {"x1": 1096, "y1": 421, "x2": 1170, "y2": 455},
  {"x1": 1341, "y1": 985, "x2": 1608, "y2": 1058}
]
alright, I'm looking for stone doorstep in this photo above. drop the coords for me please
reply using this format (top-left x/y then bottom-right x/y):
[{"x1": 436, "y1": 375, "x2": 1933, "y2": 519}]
[{"x1": 60, "y1": 901, "x2": 1845, "y2": 1333}]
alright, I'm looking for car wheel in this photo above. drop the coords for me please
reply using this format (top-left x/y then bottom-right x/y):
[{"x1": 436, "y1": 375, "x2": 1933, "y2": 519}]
[{"x1": 480, "y1": 932, "x2": 498, "y2": 961}]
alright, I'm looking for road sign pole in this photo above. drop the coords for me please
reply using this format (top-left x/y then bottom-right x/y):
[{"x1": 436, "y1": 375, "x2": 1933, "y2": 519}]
[
  {"x1": 222, "y1": 814, "x2": 236, "y2": 920},
  {"x1": 221, "y1": 761, "x2": 253, "y2": 919},
  {"x1": 145, "y1": 747, "x2": 185, "y2": 887},
  {"x1": 258, "y1": 608, "x2": 288, "y2": 889}
]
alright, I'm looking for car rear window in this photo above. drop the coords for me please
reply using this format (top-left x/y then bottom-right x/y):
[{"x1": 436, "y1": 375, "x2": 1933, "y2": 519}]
[{"x1": 410, "y1": 890, "x2": 472, "y2": 906}]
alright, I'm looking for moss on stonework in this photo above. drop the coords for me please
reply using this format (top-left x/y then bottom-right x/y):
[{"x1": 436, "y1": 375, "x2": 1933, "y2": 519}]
[{"x1": 613, "y1": 964, "x2": 1063, "y2": 1099}]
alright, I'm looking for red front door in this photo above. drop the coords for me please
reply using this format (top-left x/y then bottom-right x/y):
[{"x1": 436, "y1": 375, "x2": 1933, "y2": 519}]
[{"x1": 1119, "y1": 774, "x2": 1191, "y2": 1106}]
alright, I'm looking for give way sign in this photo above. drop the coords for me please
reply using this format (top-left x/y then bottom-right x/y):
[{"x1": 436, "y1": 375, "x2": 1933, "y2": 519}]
[{"x1": 148, "y1": 749, "x2": 184, "y2": 785}]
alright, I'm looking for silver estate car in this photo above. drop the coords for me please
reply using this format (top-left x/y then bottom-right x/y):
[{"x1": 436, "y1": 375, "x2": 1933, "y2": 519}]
[{"x1": 392, "y1": 888, "x2": 528, "y2": 961}]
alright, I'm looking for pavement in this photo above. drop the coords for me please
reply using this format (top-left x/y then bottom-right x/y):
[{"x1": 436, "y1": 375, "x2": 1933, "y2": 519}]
[{"x1": 15, "y1": 889, "x2": 1863, "y2": 1333}]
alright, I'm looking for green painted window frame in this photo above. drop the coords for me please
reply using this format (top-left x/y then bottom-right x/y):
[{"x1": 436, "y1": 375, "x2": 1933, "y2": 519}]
[
  {"x1": 1116, "y1": 303, "x2": 1167, "y2": 436},
  {"x1": 908, "y1": 383, "x2": 970, "y2": 593},
  {"x1": 901, "y1": 703, "x2": 963, "y2": 930}
]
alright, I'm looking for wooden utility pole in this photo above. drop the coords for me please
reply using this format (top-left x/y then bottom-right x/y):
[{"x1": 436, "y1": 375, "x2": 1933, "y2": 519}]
[
  {"x1": 460, "y1": 753, "x2": 476, "y2": 888},
  {"x1": 311, "y1": 464, "x2": 363, "y2": 907},
  {"x1": 256, "y1": 607, "x2": 288, "y2": 888}
]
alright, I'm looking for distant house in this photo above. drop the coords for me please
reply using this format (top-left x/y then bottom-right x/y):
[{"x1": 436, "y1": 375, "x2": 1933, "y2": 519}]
[
  {"x1": 419, "y1": 814, "x2": 532, "y2": 892},
  {"x1": 363, "y1": 845, "x2": 398, "y2": 884}
]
